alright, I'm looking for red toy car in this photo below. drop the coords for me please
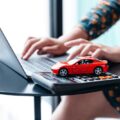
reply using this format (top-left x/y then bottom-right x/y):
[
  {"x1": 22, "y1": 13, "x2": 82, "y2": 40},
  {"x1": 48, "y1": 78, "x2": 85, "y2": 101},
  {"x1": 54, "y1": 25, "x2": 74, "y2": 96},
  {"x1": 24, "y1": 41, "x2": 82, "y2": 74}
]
[{"x1": 51, "y1": 56, "x2": 108, "y2": 77}]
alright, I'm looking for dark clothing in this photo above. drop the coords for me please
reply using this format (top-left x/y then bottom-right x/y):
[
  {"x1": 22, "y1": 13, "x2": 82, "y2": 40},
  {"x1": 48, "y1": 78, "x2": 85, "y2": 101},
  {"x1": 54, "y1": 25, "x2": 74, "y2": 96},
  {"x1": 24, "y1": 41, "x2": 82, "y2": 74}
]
[{"x1": 80, "y1": 0, "x2": 120, "y2": 40}]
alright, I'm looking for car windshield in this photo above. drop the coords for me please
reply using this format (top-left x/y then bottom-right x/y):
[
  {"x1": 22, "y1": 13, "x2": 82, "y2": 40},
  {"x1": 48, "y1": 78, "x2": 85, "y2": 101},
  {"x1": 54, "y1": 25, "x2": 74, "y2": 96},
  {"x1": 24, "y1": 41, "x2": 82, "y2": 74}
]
[{"x1": 68, "y1": 58, "x2": 79, "y2": 65}]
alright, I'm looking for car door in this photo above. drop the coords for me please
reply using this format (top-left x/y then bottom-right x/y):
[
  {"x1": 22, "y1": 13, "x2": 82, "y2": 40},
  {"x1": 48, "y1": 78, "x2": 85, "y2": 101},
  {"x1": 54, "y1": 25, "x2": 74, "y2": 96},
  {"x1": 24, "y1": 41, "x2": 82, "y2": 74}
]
[
  {"x1": 73, "y1": 60, "x2": 87, "y2": 74},
  {"x1": 76, "y1": 59, "x2": 94, "y2": 74},
  {"x1": 83, "y1": 59, "x2": 94, "y2": 74}
]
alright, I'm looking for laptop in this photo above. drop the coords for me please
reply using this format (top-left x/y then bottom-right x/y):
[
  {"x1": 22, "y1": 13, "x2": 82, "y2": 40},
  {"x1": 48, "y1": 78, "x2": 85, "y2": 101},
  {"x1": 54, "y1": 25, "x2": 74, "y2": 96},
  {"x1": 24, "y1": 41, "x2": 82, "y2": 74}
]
[{"x1": 0, "y1": 28, "x2": 120, "y2": 95}]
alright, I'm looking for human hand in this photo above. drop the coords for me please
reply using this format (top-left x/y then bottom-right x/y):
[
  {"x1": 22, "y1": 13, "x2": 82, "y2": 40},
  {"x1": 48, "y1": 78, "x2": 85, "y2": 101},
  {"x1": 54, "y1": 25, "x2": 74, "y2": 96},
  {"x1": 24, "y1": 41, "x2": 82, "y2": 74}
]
[
  {"x1": 21, "y1": 37, "x2": 68, "y2": 60},
  {"x1": 64, "y1": 38, "x2": 120, "y2": 63},
  {"x1": 21, "y1": 25, "x2": 89, "y2": 60}
]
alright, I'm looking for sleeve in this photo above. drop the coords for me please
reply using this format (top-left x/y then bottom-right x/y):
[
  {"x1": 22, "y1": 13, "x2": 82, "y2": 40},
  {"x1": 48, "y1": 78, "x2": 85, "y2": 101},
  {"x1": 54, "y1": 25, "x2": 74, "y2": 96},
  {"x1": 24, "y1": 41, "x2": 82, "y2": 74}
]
[
  {"x1": 103, "y1": 86, "x2": 120, "y2": 113},
  {"x1": 80, "y1": 0, "x2": 120, "y2": 40}
]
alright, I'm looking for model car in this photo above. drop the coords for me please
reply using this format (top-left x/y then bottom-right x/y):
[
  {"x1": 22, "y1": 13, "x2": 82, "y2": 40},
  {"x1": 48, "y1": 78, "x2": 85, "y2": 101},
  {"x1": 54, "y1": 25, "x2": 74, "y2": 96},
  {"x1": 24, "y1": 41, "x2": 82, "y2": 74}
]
[{"x1": 51, "y1": 56, "x2": 108, "y2": 77}]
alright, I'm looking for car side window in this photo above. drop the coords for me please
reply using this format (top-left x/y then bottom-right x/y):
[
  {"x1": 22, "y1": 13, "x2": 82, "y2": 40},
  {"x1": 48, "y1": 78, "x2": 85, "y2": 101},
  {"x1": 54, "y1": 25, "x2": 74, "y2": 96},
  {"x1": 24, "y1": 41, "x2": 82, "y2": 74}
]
[
  {"x1": 84, "y1": 60, "x2": 93, "y2": 64},
  {"x1": 77, "y1": 59, "x2": 93, "y2": 64},
  {"x1": 77, "y1": 60, "x2": 85, "y2": 64}
]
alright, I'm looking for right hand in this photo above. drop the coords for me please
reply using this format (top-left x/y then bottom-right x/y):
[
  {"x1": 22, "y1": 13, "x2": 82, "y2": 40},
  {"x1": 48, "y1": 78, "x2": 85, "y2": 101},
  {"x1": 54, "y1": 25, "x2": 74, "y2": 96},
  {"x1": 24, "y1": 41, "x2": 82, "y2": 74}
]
[
  {"x1": 21, "y1": 37, "x2": 68, "y2": 60},
  {"x1": 64, "y1": 38, "x2": 120, "y2": 63}
]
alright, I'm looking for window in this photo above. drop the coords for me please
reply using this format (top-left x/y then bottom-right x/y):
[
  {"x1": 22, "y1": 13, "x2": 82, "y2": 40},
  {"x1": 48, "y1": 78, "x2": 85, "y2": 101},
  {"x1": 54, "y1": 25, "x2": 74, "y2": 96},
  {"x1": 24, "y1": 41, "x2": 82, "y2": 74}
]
[
  {"x1": 77, "y1": 60, "x2": 84, "y2": 64},
  {"x1": 0, "y1": 0, "x2": 51, "y2": 120},
  {"x1": 63, "y1": 0, "x2": 78, "y2": 33},
  {"x1": 78, "y1": 59, "x2": 93, "y2": 64},
  {"x1": 0, "y1": 0, "x2": 50, "y2": 54},
  {"x1": 85, "y1": 60, "x2": 93, "y2": 64}
]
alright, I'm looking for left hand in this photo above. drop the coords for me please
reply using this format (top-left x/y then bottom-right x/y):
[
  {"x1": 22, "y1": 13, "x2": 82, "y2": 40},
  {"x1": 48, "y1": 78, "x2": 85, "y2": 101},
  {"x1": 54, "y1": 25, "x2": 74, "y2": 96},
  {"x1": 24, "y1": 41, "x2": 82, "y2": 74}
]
[{"x1": 21, "y1": 37, "x2": 68, "y2": 60}]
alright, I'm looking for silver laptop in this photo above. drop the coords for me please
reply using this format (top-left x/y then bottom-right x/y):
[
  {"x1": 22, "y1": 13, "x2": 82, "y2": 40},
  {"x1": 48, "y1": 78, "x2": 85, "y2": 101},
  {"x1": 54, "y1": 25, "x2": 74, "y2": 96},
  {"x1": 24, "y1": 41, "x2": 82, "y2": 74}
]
[{"x1": 0, "y1": 28, "x2": 67, "y2": 79}]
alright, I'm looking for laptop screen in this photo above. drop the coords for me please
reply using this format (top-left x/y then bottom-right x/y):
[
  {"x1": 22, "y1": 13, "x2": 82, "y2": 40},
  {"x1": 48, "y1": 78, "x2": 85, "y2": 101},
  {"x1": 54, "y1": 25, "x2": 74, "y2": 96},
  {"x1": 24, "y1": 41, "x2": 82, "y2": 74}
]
[{"x1": 0, "y1": 28, "x2": 28, "y2": 79}]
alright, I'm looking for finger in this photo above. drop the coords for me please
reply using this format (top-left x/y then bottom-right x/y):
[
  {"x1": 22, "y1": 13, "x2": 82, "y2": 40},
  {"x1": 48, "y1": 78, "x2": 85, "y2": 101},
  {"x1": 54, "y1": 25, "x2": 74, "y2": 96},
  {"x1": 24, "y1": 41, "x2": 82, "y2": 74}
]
[
  {"x1": 42, "y1": 45, "x2": 58, "y2": 54},
  {"x1": 92, "y1": 48, "x2": 104, "y2": 59},
  {"x1": 22, "y1": 38, "x2": 53, "y2": 60},
  {"x1": 22, "y1": 40, "x2": 43, "y2": 60},
  {"x1": 33, "y1": 38, "x2": 54, "y2": 49},
  {"x1": 80, "y1": 44, "x2": 99, "y2": 56},
  {"x1": 37, "y1": 49, "x2": 47, "y2": 55},
  {"x1": 67, "y1": 44, "x2": 85, "y2": 61},
  {"x1": 21, "y1": 38, "x2": 39, "y2": 57},
  {"x1": 24, "y1": 37, "x2": 37, "y2": 46},
  {"x1": 64, "y1": 38, "x2": 88, "y2": 47},
  {"x1": 27, "y1": 37, "x2": 36, "y2": 40},
  {"x1": 88, "y1": 51, "x2": 93, "y2": 56}
]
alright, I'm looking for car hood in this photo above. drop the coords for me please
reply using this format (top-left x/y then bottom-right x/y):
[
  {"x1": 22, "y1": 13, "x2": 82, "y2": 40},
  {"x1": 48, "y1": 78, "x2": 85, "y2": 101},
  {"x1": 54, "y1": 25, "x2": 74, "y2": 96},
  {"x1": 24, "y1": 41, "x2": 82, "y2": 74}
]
[
  {"x1": 102, "y1": 60, "x2": 108, "y2": 64},
  {"x1": 51, "y1": 62, "x2": 69, "y2": 69}
]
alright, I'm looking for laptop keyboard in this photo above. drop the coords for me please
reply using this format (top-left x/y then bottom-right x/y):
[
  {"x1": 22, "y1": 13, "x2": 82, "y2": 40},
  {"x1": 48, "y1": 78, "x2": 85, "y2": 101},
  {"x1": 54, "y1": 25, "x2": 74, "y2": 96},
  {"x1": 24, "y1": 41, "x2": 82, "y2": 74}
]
[
  {"x1": 19, "y1": 59, "x2": 42, "y2": 72},
  {"x1": 18, "y1": 54, "x2": 67, "y2": 73}
]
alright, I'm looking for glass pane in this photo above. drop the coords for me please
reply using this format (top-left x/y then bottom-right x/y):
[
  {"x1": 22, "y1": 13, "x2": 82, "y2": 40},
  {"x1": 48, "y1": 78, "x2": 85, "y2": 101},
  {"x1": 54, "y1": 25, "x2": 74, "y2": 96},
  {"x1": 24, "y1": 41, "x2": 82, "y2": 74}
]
[
  {"x1": 0, "y1": 0, "x2": 50, "y2": 53},
  {"x1": 0, "y1": 0, "x2": 51, "y2": 120},
  {"x1": 63, "y1": 0, "x2": 78, "y2": 33}
]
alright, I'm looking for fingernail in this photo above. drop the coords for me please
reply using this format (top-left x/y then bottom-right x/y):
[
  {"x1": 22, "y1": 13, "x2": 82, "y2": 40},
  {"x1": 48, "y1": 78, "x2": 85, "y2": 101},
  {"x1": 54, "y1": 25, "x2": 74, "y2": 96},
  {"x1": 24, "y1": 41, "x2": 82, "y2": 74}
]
[
  {"x1": 66, "y1": 56, "x2": 70, "y2": 61},
  {"x1": 22, "y1": 55, "x2": 27, "y2": 60},
  {"x1": 64, "y1": 42, "x2": 69, "y2": 46},
  {"x1": 21, "y1": 54, "x2": 24, "y2": 58}
]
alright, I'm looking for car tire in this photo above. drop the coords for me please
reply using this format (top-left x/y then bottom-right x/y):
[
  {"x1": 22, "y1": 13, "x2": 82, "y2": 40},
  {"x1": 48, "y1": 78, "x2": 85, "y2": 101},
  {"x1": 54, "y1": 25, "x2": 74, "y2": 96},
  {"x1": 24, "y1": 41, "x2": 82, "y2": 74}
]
[
  {"x1": 94, "y1": 67, "x2": 103, "y2": 75},
  {"x1": 59, "y1": 68, "x2": 68, "y2": 77}
]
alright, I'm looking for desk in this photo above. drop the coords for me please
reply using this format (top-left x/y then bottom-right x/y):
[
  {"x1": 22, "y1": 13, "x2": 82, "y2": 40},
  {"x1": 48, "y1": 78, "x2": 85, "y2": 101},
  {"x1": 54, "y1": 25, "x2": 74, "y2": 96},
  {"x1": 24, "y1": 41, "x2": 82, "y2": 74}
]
[{"x1": 0, "y1": 62, "x2": 120, "y2": 120}]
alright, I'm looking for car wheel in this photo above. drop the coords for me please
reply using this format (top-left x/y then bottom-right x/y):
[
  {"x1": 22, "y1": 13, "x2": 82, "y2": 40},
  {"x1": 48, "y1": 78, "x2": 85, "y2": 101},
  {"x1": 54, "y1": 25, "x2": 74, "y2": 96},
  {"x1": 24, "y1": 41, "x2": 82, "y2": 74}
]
[
  {"x1": 94, "y1": 67, "x2": 103, "y2": 75},
  {"x1": 59, "y1": 68, "x2": 68, "y2": 77}
]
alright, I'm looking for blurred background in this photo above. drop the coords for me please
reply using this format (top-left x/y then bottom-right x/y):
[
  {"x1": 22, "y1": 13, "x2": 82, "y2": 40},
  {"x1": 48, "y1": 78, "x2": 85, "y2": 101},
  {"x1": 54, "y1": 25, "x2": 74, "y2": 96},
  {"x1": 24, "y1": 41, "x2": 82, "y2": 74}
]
[{"x1": 0, "y1": 0, "x2": 120, "y2": 120}]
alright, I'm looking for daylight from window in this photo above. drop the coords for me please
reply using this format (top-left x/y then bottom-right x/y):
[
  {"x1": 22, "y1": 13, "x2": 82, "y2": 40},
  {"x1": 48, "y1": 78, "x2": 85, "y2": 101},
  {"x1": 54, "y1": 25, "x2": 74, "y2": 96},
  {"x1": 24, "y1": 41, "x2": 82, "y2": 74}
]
[
  {"x1": 0, "y1": 0, "x2": 50, "y2": 120},
  {"x1": 0, "y1": 0, "x2": 50, "y2": 53}
]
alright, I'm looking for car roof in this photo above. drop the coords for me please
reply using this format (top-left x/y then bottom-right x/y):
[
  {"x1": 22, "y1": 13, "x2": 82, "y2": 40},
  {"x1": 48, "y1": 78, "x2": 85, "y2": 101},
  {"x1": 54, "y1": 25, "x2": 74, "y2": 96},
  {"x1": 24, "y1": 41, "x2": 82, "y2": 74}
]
[
  {"x1": 68, "y1": 56, "x2": 100, "y2": 65},
  {"x1": 77, "y1": 56, "x2": 99, "y2": 61}
]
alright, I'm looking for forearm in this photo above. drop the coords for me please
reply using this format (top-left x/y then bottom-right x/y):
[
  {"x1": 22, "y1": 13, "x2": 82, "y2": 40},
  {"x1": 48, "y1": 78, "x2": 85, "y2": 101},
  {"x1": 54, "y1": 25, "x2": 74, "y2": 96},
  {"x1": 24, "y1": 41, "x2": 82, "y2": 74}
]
[{"x1": 58, "y1": 26, "x2": 88, "y2": 43}]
